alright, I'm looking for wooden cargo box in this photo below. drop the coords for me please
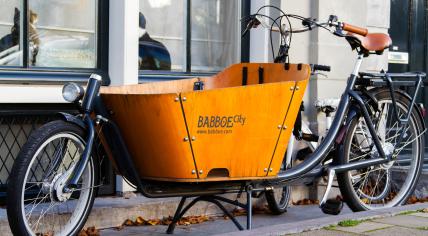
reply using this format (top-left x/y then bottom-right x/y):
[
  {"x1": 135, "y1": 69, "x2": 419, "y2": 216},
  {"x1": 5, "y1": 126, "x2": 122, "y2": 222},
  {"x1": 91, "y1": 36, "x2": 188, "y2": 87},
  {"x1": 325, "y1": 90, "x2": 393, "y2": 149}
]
[{"x1": 101, "y1": 63, "x2": 310, "y2": 182}]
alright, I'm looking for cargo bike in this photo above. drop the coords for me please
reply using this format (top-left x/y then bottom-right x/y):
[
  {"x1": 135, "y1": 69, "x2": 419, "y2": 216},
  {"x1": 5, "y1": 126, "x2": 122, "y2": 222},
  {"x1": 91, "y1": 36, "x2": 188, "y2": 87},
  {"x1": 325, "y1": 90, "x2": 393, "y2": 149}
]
[{"x1": 7, "y1": 6, "x2": 427, "y2": 236}]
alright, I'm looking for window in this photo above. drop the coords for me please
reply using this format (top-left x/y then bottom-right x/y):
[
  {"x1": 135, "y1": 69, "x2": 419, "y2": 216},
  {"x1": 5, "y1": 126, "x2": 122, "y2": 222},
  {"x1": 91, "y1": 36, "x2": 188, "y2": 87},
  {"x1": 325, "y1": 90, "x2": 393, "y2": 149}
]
[
  {"x1": 139, "y1": 0, "x2": 241, "y2": 73},
  {"x1": 0, "y1": 1, "x2": 22, "y2": 66},
  {"x1": 191, "y1": 0, "x2": 240, "y2": 72},
  {"x1": 0, "y1": 0, "x2": 97, "y2": 69},
  {"x1": 139, "y1": 0, "x2": 185, "y2": 71}
]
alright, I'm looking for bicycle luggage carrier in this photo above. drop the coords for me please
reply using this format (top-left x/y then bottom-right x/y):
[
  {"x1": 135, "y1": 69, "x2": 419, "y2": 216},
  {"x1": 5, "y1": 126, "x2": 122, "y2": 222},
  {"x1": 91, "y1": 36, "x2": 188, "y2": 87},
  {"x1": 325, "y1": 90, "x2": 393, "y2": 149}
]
[{"x1": 357, "y1": 71, "x2": 426, "y2": 88}]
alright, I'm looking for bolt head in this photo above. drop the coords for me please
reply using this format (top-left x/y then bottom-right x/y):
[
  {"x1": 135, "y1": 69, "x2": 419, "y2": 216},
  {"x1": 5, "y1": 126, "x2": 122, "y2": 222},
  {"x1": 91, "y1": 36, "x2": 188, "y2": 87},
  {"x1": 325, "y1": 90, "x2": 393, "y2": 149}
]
[
  {"x1": 264, "y1": 168, "x2": 268, "y2": 172},
  {"x1": 182, "y1": 97, "x2": 187, "y2": 101},
  {"x1": 183, "y1": 137, "x2": 189, "y2": 142},
  {"x1": 191, "y1": 170, "x2": 196, "y2": 174},
  {"x1": 174, "y1": 97, "x2": 179, "y2": 102},
  {"x1": 191, "y1": 136, "x2": 196, "y2": 141},
  {"x1": 199, "y1": 170, "x2": 203, "y2": 174}
]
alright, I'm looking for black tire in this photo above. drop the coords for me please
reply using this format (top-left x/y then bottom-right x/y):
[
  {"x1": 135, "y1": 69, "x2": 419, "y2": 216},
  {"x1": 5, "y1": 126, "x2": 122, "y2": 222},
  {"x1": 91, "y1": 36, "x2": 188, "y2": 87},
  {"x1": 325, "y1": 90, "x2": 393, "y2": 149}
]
[
  {"x1": 265, "y1": 185, "x2": 291, "y2": 215},
  {"x1": 7, "y1": 120, "x2": 98, "y2": 236},
  {"x1": 266, "y1": 153, "x2": 291, "y2": 215},
  {"x1": 336, "y1": 88, "x2": 424, "y2": 211}
]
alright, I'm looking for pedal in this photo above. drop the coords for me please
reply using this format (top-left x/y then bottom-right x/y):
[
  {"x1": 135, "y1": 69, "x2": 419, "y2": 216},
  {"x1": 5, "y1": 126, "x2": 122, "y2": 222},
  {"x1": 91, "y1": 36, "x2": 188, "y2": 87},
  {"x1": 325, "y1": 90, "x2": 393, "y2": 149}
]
[
  {"x1": 319, "y1": 169, "x2": 343, "y2": 215},
  {"x1": 320, "y1": 198, "x2": 343, "y2": 215}
]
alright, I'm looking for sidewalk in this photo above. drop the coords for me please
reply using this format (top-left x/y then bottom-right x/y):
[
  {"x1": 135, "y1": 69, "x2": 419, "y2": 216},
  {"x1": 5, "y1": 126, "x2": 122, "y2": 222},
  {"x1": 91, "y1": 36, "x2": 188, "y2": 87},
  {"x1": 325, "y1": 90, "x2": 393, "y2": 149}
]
[
  {"x1": 100, "y1": 203, "x2": 428, "y2": 236},
  {"x1": 292, "y1": 210, "x2": 428, "y2": 236}
]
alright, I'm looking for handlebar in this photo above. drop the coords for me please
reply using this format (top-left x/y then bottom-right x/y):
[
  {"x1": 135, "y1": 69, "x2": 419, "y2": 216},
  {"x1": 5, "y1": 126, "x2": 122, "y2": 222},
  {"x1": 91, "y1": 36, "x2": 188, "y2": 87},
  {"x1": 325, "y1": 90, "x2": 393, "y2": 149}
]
[
  {"x1": 342, "y1": 23, "x2": 368, "y2": 36},
  {"x1": 312, "y1": 64, "x2": 331, "y2": 72}
]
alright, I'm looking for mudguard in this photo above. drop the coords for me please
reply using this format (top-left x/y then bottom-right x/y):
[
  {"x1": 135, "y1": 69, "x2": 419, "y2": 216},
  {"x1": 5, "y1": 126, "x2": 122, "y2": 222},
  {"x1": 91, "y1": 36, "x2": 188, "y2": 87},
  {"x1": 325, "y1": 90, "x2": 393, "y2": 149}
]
[
  {"x1": 56, "y1": 112, "x2": 86, "y2": 130},
  {"x1": 368, "y1": 88, "x2": 426, "y2": 131},
  {"x1": 336, "y1": 87, "x2": 426, "y2": 165}
]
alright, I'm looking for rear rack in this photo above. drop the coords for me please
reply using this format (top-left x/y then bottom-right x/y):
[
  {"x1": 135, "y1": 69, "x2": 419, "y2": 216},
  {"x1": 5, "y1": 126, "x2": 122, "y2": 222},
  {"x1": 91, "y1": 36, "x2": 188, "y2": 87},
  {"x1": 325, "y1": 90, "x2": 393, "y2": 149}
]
[
  {"x1": 356, "y1": 71, "x2": 426, "y2": 158},
  {"x1": 356, "y1": 71, "x2": 426, "y2": 87}
]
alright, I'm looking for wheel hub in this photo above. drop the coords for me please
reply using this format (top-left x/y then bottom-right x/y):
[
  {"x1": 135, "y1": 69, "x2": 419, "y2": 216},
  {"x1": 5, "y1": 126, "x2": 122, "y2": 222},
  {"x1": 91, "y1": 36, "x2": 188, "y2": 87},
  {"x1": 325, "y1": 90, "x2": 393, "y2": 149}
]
[
  {"x1": 371, "y1": 142, "x2": 395, "y2": 157},
  {"x1": 50, "y1": 172, "x2": 73, "y2": 202},
  {"x1": 370, "y1": 142, "x2": 395, "y2": 169}
]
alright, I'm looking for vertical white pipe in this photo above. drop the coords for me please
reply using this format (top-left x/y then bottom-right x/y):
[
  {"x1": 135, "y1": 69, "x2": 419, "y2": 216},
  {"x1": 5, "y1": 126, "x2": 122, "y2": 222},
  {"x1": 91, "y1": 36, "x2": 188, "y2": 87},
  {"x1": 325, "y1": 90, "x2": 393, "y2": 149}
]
[
  {"x1": 109, "y1": 0, "x2": 139, "y2": 86},
  {"x1": 109, "y1": 0, "x2": 139, "y2": 193}
]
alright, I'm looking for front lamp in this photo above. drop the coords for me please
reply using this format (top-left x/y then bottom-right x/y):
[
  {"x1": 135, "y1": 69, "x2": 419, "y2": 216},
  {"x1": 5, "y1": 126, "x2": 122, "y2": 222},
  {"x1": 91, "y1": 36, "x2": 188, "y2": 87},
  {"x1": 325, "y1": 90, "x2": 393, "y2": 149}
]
[{"x1": 62, "y1": 83, "x2": 84, "y2": 103}]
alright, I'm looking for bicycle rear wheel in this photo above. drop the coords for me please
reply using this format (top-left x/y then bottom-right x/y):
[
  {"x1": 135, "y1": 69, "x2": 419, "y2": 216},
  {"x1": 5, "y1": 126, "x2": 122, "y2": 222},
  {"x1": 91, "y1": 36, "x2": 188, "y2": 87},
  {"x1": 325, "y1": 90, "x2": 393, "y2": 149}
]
[{"x1": 337, "y1": 89, "x2": 424, "y2": 211}]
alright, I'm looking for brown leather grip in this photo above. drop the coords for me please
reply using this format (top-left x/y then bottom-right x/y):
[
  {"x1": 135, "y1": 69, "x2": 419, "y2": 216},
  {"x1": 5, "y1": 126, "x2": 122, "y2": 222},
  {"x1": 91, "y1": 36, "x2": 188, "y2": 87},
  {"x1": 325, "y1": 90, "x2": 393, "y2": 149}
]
[{"x1": 342, "y1": 23, "x2": 368, "y2": 36}]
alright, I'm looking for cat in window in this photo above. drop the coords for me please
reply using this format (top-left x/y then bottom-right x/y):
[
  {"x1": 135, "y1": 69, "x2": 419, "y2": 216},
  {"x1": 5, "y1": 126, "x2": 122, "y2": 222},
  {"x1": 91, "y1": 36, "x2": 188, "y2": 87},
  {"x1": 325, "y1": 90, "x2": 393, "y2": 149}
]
[{"x1": 29, "y1": 9, "x2": 40, "y2": 66}]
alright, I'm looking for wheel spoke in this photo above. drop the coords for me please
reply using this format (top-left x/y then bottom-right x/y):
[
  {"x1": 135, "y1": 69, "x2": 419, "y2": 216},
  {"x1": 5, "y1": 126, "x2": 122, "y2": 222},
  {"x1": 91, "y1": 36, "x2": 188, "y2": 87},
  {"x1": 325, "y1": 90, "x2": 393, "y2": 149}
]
[
  {"x1": 17, "y1": 131, "x2": 94, "y2": 236},
  {"x1": 345, "y1": 97, "x2": 421, "y2": 209}
]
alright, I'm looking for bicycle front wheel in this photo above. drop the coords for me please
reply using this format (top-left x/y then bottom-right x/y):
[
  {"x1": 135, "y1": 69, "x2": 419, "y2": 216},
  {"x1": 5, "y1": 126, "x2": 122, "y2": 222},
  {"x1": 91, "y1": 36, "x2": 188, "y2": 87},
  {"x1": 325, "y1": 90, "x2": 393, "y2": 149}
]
[
  {"x1": 7, "y1": 120, "x2": 97, "y2": 236},
  {"x1": 337, "y1": 88, "x2": 425, "y2": 211}
]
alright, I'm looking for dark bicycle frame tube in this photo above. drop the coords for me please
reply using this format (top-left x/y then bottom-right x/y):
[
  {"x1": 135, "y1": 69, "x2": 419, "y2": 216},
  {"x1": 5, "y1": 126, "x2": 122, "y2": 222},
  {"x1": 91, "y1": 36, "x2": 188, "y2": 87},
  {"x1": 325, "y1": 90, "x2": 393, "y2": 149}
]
[
  {"x1": 65, "y1": 75, "x2": 101, "y2": 191},
  {"x1": 277, "y1": 54, "x2": 390, "y2": 181},
  {"x1": 63, "y1": 53, "x2": 425, "y2": 196}
]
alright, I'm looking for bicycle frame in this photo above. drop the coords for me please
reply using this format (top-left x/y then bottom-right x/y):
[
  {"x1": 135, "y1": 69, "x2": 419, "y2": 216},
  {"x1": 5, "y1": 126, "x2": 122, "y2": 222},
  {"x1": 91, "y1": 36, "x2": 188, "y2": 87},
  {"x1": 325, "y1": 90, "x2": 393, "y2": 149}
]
[
  {"x1": 62, "y1": 52, "x2": 425, "y2": 198},
  {"x1": 278, "y1": 54, "x2": 425, "y2": 182}
]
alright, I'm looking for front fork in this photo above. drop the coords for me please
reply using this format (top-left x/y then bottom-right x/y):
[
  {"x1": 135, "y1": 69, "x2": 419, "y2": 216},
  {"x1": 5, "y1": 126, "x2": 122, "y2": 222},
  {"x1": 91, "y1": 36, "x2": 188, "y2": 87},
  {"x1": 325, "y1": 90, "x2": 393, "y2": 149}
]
[{"x1": 64, "y1": 75, "x2": 102, "y2": 192}]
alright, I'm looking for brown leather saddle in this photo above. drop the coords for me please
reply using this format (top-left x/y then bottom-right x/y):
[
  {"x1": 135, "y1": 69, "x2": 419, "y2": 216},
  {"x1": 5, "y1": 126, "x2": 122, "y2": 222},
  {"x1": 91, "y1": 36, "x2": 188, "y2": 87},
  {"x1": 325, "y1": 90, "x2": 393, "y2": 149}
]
[{"x1": 346, "y1": 32, "x2": 392, "y2": 56}]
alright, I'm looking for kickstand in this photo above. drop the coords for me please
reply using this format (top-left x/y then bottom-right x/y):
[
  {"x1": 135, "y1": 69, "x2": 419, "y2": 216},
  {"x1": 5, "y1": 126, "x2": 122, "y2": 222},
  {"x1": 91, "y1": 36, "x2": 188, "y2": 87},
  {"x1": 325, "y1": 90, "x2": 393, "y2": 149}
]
[{"x1": 166, "y1": 187, "x2": 254, "y2": 234}]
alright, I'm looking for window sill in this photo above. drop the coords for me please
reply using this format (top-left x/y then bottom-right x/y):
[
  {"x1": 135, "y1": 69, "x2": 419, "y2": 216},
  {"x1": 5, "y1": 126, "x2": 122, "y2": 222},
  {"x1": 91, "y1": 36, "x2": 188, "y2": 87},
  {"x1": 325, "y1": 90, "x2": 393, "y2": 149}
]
[{"x1": 0, "y1": 69, "x2": 109, "y2": 85}]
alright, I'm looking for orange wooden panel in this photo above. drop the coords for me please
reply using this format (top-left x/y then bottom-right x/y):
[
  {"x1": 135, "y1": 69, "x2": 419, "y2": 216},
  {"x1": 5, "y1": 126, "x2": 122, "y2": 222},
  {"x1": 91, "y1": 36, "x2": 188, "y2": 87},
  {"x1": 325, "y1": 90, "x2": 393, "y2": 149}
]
[
  {"x1": 100, "y1": 93, "x2": 197, "y2": 180},
  {"x1": 100, "y1": 63, "x2": 310, "y2": 94},
  {"x1": 100, "y1": 63, "x2": 311, "y2": 182},
  {"x1": 201, "y1": 63, "x2": 310, "y2": 90},
  {"x1": 100, "y1": 78, "x2": 199, "y2": 95},
  {"x1": 267, "y1": 79, "x2": 309, "y2": 176},
  {"x1": 181, "y1": 82, "x2": 296, "y2": 180}
]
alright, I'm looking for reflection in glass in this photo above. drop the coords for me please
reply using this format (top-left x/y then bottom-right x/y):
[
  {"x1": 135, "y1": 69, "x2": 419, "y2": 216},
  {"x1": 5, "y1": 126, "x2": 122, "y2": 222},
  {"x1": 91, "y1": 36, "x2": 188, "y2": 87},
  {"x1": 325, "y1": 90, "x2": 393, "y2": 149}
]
[
  {"x1": 139, "y1": 0, "x2": 184, "y2": 71},
  {"x1": 29, "y1": 0, "x2": 97, "y2": 68},
  {"x1": 191, "y1": 0, "x2": 240, "y2": 72},
  {"x1": 139, "y1": 13, "x2": 171, "y2": 70},
  {"x1": 0, "y1": 1, "x2": 22, "y2": 66}
]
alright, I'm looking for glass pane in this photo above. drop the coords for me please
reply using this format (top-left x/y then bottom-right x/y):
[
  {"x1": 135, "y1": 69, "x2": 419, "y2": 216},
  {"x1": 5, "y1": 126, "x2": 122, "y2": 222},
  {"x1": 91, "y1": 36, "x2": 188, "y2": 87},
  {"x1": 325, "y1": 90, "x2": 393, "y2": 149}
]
[
  {"x1": 0, "y1": 1, "x2": 22, "y2": 66},
  {"x1": 191, "y1": 0, "x2": 240, "y2": 72},
  {"x1": 29, "y1": 0, "x2": 97, "y2": 68},
  {"x1": 139, "y1": 0, "x2": 185, "y2": 71}
]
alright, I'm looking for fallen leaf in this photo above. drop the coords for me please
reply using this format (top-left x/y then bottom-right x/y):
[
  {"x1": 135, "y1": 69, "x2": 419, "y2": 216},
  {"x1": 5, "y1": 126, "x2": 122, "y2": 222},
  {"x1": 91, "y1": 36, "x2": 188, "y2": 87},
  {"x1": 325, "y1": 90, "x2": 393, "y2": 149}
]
[
  {"x1": 77, "y1": 230, "x2": 88, "y2": 236},
  {"x1": 146, "y1": 219, "x2": 161, "y2": 225},
  {"x1": 86, "y1": 226, "x2": 100, "y2": 236},
  {"x1": 123, "y1": 219, "x2": 134, "y2": 226},
  {"x1": 135, "y1": 216, "x2": 145, "y2": 226}
]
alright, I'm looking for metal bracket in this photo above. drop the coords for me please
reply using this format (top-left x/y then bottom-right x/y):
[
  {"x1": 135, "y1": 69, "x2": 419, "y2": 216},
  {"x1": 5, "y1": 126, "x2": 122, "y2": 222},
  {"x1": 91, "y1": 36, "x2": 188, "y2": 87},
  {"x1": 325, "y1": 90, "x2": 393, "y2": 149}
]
[{"x1": 166, "y1": 187, "x2": 254, "y2": 234}]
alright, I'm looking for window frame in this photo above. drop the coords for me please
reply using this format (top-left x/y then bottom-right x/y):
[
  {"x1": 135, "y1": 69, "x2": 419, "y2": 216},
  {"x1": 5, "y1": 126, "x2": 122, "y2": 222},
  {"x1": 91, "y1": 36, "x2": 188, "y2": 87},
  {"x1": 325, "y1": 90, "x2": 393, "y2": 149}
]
[
  {"x1": 138, "y1": 0, "x2": 251, "y2": 82},
  {"x1": 0, "y1": 0, "x2": 110, "y2": 85}
]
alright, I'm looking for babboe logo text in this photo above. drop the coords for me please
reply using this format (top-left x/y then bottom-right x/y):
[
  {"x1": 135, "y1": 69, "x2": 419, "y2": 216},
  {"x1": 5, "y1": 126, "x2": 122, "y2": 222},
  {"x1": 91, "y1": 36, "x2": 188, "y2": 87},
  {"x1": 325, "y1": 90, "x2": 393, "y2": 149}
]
[
  {"x1": 196, "y1": 115, "x2": 246, "y2": 135},
  {"x1": 197, "y1": 115, "x2": 246, "y2": 128}
]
